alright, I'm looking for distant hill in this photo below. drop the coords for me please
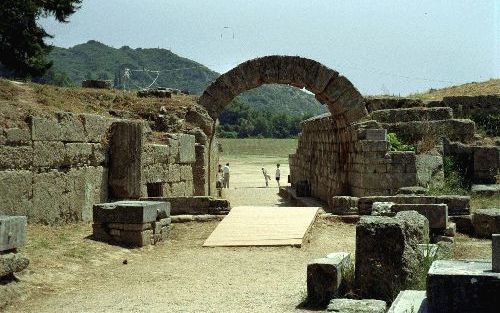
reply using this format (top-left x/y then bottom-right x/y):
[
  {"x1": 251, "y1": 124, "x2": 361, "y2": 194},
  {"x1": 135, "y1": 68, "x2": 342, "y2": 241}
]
[{"x1": 45, "y1": 40, "x2": 326, "y2": 117}]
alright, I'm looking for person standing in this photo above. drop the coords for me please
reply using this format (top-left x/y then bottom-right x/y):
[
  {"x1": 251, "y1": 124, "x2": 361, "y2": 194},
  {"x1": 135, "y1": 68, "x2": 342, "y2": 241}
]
[
  {"x1": 223, "y1": 163, "x2": 230, "y2": 188},
  {"x1": 262, "y1": 167, "x2": 271, "y2": 187},
  {"x1": 216, "y1": 164, "x2": 223, "y2": 189},
  {"x1": 275, "y1": 163, "x2": 281, "y2": 187}
]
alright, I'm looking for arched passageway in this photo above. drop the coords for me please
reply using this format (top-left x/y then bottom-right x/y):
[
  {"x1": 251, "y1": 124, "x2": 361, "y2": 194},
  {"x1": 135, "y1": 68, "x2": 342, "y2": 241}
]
[
  {"x1": 198, "y1": 56, "x2": 420, "y2": 200},
  {"x1": 198, "y1": 56, "x2": 370, "y2": 197}
]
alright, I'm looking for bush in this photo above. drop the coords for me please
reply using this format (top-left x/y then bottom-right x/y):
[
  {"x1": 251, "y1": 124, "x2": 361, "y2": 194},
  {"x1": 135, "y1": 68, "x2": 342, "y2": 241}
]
[
  {"x1": 218, "y1": 130, "x2": 238, "y2": 138},
  {"x1": 387, "y1": 132, "x2": 415, "y2": 152},
  {"x1": 428, "y1": 156, "x2": 468, "y2": 195}
]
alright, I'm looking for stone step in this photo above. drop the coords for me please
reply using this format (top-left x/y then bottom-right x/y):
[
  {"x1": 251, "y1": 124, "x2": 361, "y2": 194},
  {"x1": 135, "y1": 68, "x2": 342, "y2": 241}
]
[
  {"x1": 371, "y1": 107, "x2": 453, "y2": 123},
  {"x1": 388, "y1": 290, "x2": 428, "y2": 313}
]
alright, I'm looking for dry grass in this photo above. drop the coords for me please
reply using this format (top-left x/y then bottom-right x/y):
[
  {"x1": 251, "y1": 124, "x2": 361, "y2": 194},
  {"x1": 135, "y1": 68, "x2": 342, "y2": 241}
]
[
  {"x1": 408, "y1": 79, "x2": 500, "y2": 101},
  {"x1": 0, "y1": 78, "x2": 199, "y2": 129}
]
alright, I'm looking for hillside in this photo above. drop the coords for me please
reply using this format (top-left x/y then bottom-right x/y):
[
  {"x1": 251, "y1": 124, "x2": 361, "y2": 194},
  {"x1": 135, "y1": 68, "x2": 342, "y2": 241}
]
[
  {"x1": 408, "y1": 79, "x2": 500, "y2": 101},
  {"x1": 45, "y1": 40, "x2": 326, "y2": 117}
]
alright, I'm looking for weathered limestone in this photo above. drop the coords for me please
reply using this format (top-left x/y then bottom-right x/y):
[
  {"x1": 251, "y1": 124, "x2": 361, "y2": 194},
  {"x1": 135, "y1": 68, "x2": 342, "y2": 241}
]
[
  {"x1": 473, "y1": 146, "x2": 500, "y2": 184},
  {"x1": 427, "y1": 260, "x2": 500, "y2": 313},
  {"x1": 397, "y1": 186, "x2": 427, "y2": 195},
  {"x1": 395, "y1": 210, "x2": 430, "y2": 243},
  {"x1": 371, "y1": 202, "x2": 395, "y2": 216},
  {"x1": 4, "y1": 128, "x2": 30, "y2": 145},
  {"x1": 387, "y1": 290, "x2": 428, "y2": 313},
  {"x1": 357, "y1": 195, "x2": 470, "y2": 216},
  {"x1": 327, "y1": 299, "x2": 386, "y2": 313},
  {"x1": 307, "y1": 252, "x2": 350, "y2": 306},
  {"x1": 391, "y1": 204, "x2": 448, "y2": 230},
  {"x1": 471, "y1": 184, "x2": 500, "y2": 196},
  {"x1": 329, "y1": 196, "x2": 358, "y2": 214},
  {"x1": 0, "y1": 252, "x2": 29, "y2": 278},
  {"x1": 108, "y1": 121, "x2": 144, "y2": 199},
  {"x1": 472, "y1": 209, "x2": 500, "y2": 238},
  {"x1": 493, "y1": 234, "x2": 500, "y2": 273},
  {"x1": 355, "y1": 215, "x2": 425, "y2": 301},
  {"x1": 93, "y1": 201, "x2": 171, "y2": 247},
  {"x1": 415, "y1": 153, "x2": 444, "y2": 188},
  {"x1": 0, "y1": 216, "x2": 27, "y2": 251},
  {"x1": 0, "y1": 145, "x2": 33, "y2": 170},
  {"x1": 33, "y1": 141, "x2": 65, "y2": 168},
  {"x1": 178, "y1": 133, "x2": 196, "y2": 163},
  {"x1": 0, "y1": 171, "x2": 32, "y2": 216},
  {"x1": 141, "y1": 196, "x2": 230, "y2": 215}
]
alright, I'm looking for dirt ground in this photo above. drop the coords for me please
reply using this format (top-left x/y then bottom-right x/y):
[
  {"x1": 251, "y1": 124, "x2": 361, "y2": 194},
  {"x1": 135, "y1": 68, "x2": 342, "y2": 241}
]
[{"x1": 3, "y1": 146, "x2": 493, "y2": 312}]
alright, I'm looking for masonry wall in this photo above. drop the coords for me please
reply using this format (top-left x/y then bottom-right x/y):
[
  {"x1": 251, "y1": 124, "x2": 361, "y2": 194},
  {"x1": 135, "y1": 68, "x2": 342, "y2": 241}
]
[
  {"x1": 289, "y1": 114, "x2": 417, "y2": 203},
  {"x1": 0, "y1": 112, "x2": 211, "y2": 224},
  {"x1": 0, "y1": 113, "x2": 111, "y2": 224}
]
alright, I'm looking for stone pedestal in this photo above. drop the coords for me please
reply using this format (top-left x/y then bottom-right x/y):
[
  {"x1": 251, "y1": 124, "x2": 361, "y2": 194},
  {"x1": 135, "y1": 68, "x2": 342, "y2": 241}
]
[
  {"x1": 93, "y1": 201, "x2": 171, "y2": 247},
  {"x1": 427, "y1": 260, "x2": 500, "y2": 313},
  {"x1": 0, "y1": 215, "x2": 29, "y2": 278}
]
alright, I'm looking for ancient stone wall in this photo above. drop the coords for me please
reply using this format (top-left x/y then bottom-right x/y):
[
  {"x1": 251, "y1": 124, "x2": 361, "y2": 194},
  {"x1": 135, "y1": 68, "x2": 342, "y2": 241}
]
[
  {"x1": 0, "y1": 113, "x2": 111, "y2": 224},
  {"x1": 0, "y1": 112, "x2": 211, "y2": 224},
  {"x1": 289, "y1": 113, "x2": 418, "y2": 202}
]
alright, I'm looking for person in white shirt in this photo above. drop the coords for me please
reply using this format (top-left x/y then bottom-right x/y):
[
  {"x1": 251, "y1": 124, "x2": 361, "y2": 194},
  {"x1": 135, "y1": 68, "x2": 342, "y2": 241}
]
[
  {"x1": 223, "y1": 163, "x2": 230, "y2": 188},
  {"x1": 275, "y1": 163, "x2": 281, "y2": 187},
  {"x1": 262, "y1": 167, "x2": 271, "y2": 187}
]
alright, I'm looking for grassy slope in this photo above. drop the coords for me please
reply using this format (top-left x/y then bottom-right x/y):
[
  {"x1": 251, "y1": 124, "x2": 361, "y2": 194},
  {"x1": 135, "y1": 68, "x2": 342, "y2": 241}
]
[
  {"x1": 408, "y1": 79, "x2": 500, "y2": 101},
  {"x1": 0, "y1": 79, "x2": 199, "y2": 129}
]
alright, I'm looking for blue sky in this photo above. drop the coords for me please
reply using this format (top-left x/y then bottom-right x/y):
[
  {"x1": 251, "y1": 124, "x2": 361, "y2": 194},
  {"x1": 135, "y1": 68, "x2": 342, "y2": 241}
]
[{"x1": 40, "y1": 0, "x2": 499, "y2": 95}]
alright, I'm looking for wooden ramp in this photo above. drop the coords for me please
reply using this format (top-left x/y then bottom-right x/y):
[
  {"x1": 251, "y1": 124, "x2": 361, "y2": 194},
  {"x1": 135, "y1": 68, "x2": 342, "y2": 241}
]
[{"x1": 203, "y1": 206, "x2": 319, "y2": 247}]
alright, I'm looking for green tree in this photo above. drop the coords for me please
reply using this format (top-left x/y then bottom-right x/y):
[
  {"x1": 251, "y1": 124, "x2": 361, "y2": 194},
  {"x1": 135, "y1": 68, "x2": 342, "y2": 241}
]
[{"x1": 0, "y1": 0, "x2": 82, "y2": 78}]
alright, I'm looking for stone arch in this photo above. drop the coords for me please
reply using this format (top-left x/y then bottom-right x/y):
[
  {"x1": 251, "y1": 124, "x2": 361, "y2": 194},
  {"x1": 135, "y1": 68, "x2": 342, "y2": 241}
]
[
  {"x1": 198, "y1": 55, "x2": 368, "y2": 126},
  {"x1": 198, "y1": 56, "x2": 370, "y2": 196}
]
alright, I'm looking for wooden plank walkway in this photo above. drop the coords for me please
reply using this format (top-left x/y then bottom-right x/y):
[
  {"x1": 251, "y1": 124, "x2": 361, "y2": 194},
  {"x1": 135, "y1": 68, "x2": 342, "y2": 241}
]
[{"x1": 203, "y1": 206, "x2": 319, "y2": 247}]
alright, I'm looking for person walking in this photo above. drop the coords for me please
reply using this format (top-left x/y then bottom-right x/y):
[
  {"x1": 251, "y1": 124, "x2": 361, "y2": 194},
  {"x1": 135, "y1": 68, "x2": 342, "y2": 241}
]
[
  {"x1": 216, "y1": 164, "x2": 223, "y2": 189},
  {"x1": 262, "y1": 167, "x2": 271, "y2": 187},
  {"x1": 223, "y1": 163, "x2": 230, "y2": 188},
  {"x1": 275, "y1": 163, "x2": 281, "y2": 187}
]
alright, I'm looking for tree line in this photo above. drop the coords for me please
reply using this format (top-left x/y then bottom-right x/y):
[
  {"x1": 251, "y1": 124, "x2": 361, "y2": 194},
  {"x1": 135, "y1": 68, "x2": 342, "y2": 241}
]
[{"x1": 218, "y1": 98, "x2": 313, "y2": 138}]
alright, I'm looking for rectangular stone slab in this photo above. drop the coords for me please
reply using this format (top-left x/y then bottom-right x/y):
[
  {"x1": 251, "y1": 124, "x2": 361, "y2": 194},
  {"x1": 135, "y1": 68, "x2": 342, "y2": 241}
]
[
  {"x1": 0, "y1": 215, "x2": 27, "y2": 251},
  {"x1": 388, "y1": 290, "x2": 428, "y2": 313},
  {"x1": 390, "y1": 204, "x2": 448, "y2": 229},
  {"x1": 427, "y1": 260, "x2": 500, "y2": 313},
  {"x1": 93, "y1": 201, "x2": 170, "y2": 224}
]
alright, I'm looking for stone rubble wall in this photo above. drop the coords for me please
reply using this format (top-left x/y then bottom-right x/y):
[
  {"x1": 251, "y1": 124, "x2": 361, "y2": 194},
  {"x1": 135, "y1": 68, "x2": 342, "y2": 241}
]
[
  {"x1": 0, "y1": 112, "x2": 213, "y2": 224},
  {"x1": 289, "y1": 113, "x2": 417, "y2": 202}
]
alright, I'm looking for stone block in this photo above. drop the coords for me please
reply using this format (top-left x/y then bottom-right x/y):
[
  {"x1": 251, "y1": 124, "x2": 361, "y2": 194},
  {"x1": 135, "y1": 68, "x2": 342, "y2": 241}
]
[
  {"x1": 387, "y1": 290, "x2": 428, "y2": 313},
  {"x1": 493, "y1": 234, "x2": 500, "y2": 273},
  {"x1": 327, "y1": 299, "x2": 386, "y2": 313},
  {"x1": 0, "y1": 252, "x2": 29, "y2": 278},
  {"x1": 170, "y1": 181, "x2": 186, "y2": 197},
  {"x1": 33, "y1": 141, "x2": 65, "y2": 168},
  {"x1": 449, "y1": 215, "x2": 474, "y2": 235},
  {"x1": 167, "y1": 164, "x2": 181, "y2": 182},
  {"x1": 416, "y1": 154, "x2": 444, "y2": 188},
  {"x1": 93, "y1": 201, "x2": 170, "y2": 224},
  {"x1": 65, "y1": 142, "x2": 93, "y2": 166},
  {"x1": 371, "y1": 202, "x2": 395, "y2": 216},
  {"x1": 57, "y1": 112, "x2": 86, "y2": 142},
  {"x1": 391, "y1": 204, "x2": 448, "y2": 230},
  {"x1": 0, "y1": 145, "x2": 33, "y2": 169},
  {"x1": 307, "y1": 253, "x2": 350, "y2": 306},
  {"x1": 435, "y1": 195, "x2": 470, "y2": 216},
  {"x1": 0, "y1": 170, "x2": 33, "y2": 216},
  {"x1": 365, "y1": 129, "x2": 386, "y2": 141},
  {"x1": 0, "y1": 216, "x2": 27, "y2": 251},
  {"x1": 395, "y1": 210, "x2": 430, "y2": 244},
  {"x1": 178, "y1": 133, "x2": 196, "y2": 163},
  {"x1": 143, "y1": 144, "x2": 170, "y2": 166},
  {"x1": 444, "y1": 222, "x2": 456, "y2": 237},
  {"x1": 30, "y1": 117, "x2": 61, "y2": 141},
  {"x1": 328, "y1": 196, "x2": 358, "y2": 214},
  {"x1": 179, "y1": 165, "x2": 193, "y2": 181},
  {"x1": 118, "y1": 229, "x2": 153, "y2": 247},
  {"x1": 427, "y1": 260, "x2": 500, "y2": 313},
  {"x1": 108, "y1": 121, "x2": 143, "y2": 199},
  {"x1": 471, "y1": 184, "x2": 500, "y2": 196},
  {"x1": 107, "y1": 223, "x2": 152, "y2": 231},
  {"x1": 167, "y1": 136, "x2": 179, "y2": 163},
  {"x1": 472, "y1": 209, "x2": 500, "y2": 238},
  {"x1": 397, "y1": 186, "x2": 427, "y2": 195},
  {"x1": 355, "y1": 216, "x2": 423, "y2": 301},
  {"x1": 91, "y1": 143, "x2": 108, "y2": 166},
  {"x1": 4, "y1": 128, "x2": 30, "y2": 145},
  {"x1": 81, "y1": 113, "x2": 109, "y2": 143}
]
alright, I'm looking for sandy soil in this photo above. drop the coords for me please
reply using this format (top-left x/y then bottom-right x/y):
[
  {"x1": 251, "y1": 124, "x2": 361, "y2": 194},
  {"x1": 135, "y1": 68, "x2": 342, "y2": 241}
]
[{"x1": 3, "y1": 151, "x2": 493, "y2": 312}]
